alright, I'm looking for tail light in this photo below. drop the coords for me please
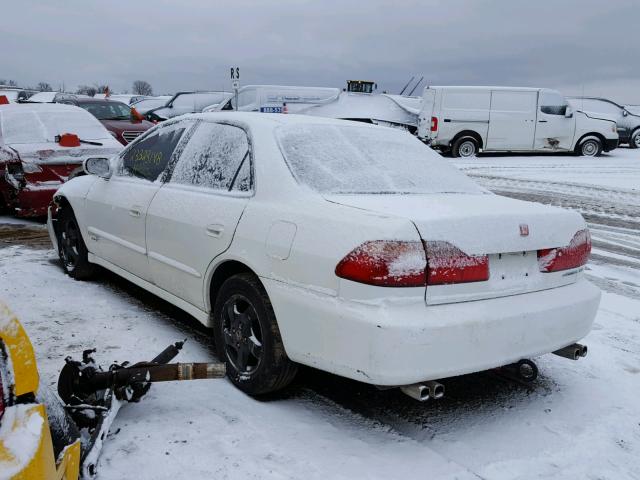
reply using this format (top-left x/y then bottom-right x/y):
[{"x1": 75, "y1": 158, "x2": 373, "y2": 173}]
[
  {"x1": 538, "y1": 229, "x2": 591, "y2": 273},
  {"x1": 335, "y1": 241, "x2": 426, "y2": 287},
  {"x1": 335, "y1": 240, "x2": 490, "y2": 287},
  {"x1": 0, "y1": 95, "x2": 9, "y2": 105},
  {"x1": 430, "y1": 116, "x2": 438, "y2": 132},
  {"x1": 424, "y1": 241, "x2": 489, "y2": 285}
]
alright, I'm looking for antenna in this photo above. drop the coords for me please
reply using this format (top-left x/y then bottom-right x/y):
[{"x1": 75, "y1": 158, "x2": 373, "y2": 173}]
[
  {"x1": 398, "y1": 76, "x2": 415, "y2": 95},
  {"x1": 407, "y1": 76, "x2": 424, "y2": 96}
]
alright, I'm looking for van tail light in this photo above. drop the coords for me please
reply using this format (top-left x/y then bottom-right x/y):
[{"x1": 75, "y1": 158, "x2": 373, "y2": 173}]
[
  {"x1": 335, "y1": 240, "x2": 490, "y2": 287},
  {"x1": 424, "y1": 241, "x2": 489, "y2": 285},
  {"x1": 56, "y1": 133, "x2": 81, "y2": 147},
  {"x1": 430, "y1": 116, "x2": 438, "y2": 132},
  {"x1": 335, "y1": 241, "x2": 427, "y2": 287},
  {"x1": 538, "y1": 229, "x2": 591, "y2": 273}
]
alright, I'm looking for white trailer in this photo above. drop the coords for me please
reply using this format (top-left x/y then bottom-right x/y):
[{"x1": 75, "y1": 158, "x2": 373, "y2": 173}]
[{"x1": 417, "y1": 86, "x2": 619, "y2": 157}]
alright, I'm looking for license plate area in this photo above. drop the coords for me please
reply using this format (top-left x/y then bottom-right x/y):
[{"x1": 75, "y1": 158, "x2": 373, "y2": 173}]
[{"x1": 490, "y1": 251, "x2": 537, "y2": 286}]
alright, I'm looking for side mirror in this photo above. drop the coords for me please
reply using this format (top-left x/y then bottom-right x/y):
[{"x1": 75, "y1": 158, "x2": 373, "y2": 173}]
[
  {"x1": 623, "y1": 110, "x2": 629, "y2": 117},
  {"x1": 564, "y1": 106, "x2": 573, "y2": 118},
  {"x1": 83, "y1": 157, "x2": 112, "y2": 179}
]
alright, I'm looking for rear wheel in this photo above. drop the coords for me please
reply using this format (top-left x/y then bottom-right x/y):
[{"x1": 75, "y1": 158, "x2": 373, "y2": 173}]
[
  {"x1": 58, "y1": 208, "x2": 96, "y2": 280},
  {"x1": 452, "y1": 136, "x2": 479, "y2": 158},
  {"x1": 213, "y1": 273, "x2": 297, "y2": 395},
  {"x1": 629, "y1": 129, "x2": 640, "y2": 149},
  {"x1": 577, "y1": 137, "x2": 603, "y2": 157}
]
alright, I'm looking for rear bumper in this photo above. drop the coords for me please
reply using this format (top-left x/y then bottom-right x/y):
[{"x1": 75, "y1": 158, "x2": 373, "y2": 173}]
[
  {"x1": 266, "y1": 278, "x2": 601, "y2": 386},
  {"x1": 604, "y1": 138, "x2": 619, "y2": 152}
]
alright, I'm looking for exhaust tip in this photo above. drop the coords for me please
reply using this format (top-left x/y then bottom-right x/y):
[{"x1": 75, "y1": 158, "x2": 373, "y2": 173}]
[
  {"x1": 553, "y1": 343, "x2": 588, "y2": 361},
  {"x1": 400, "y1": 384, "x2": 430, "y2": 402},
  {"x1": 426, "y1": 380, "x2": 445, "y2": 399}
]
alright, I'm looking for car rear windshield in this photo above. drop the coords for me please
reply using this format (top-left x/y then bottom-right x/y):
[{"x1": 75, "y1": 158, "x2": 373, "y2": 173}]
[
  {"x1": 80, "y1": 101, "x2": 131, "y2": 120},
  {"x1": 0, "y1": 108, "x2": 110, "y2": 144},
  {"x1": 276, "y1": 124, "x2": 485, "y2": 195}
]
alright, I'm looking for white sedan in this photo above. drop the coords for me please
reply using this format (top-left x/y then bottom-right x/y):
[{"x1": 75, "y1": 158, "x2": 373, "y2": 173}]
[{"x1": 48, "y1": 113, "x2": 601, "y2": 398}]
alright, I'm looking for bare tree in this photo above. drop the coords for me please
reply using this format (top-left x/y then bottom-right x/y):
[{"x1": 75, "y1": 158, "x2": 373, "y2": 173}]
[
  {"x1": 94, "y1": 84, "x2": 110, "y2": 94},
  {"x1": 76, "y1": 85, "x2": 97, "y2": 97},
  {"x1": 0, "y1": 79, "x2": 18, "y2": 87},
  {"x1": 36, "y1": 82, "x2": 52, "y2": 92},
  {"x1": 132, "y1": 80, "x2": 153, "y2": 96}
]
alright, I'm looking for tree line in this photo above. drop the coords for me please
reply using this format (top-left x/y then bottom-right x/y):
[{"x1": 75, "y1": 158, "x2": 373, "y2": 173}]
[{"x1": 0, "y1": 79, "x2": 153, "y2": 96}]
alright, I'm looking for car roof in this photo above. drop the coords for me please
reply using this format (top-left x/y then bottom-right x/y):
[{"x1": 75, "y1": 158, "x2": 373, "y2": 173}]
[
  {"x1": 74, "y1": 98, "x2": 129, "y2": 106},
  {"x1": 0, "y1": 102, "x2": 87, "y2": 114},
  {"x1": 567, "y1": 96, "x2": 624, "y2": 109}
]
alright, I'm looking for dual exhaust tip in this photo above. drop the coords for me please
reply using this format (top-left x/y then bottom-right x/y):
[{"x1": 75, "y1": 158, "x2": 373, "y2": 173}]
[
  {"x1": 553, "y1": 343, "x2": 588, "y2": 360},
  {"x1": 400, "y1": 380, "x2": 445, "y2": 402}
]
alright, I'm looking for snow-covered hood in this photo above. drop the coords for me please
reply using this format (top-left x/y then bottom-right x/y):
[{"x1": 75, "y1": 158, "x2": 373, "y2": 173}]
[
  {"x1": 324, "y1": 193, "x2": 585, "y2": 255},
  {"x1": 575, "y1": 110, "x2": 617, "y2": 125}
]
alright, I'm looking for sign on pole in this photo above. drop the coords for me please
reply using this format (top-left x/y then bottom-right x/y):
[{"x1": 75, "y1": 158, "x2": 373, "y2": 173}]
[{"x1": 230, "y1": 67, "x2": 240, "y2": 111}]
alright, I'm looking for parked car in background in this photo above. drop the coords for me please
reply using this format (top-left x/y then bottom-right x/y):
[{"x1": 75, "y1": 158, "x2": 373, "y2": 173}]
[
  {"x1": 93, "y1": 93, "x2": 149, "y2": 105},
  {"x1": 64, "y1": 98, "x2": 154, "y2": 145},
  {"x1": 131, "y1": 95, "x2": 173, "y2": 114},
  {"x1": 0, "y1": 88, "x2": 38, "y2": 103},
  {"x1": 25, "y1": 91, "x2": 80, "y2": 104},
  {"x1": 49, "y1": 113, "x2": 599, "y2": 398},
  {"x1": 568, "y1": 97, "x2": 640, "y2": 148},
  {"x1": 145, "y1": 91, "x2": 233, "y2": 121},
  {"x1": 418, "y1": 86, "x2": 618, "y2": 157},
  {"x1": 0, "y1": 103, "x2": 122, "y2": 217}
]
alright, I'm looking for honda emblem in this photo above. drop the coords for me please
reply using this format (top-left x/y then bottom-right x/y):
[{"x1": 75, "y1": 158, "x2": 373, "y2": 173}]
[{"x1": 519, "y1": 224, "x2": 529, "y2": 236}]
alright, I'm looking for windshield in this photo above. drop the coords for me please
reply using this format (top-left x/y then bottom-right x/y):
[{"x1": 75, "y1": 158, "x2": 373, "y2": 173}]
[
  {"x1": 0, "y1": 108, "x2": 110, "y2": 144},
  {"x1": 80, "y1": 101, "x2": 131, "y2": 120},
  {"x1": 277, "y1": 124, "x2": 485, "y2": 195},
  {"x1": 131, "y1": 98, "x2": 168, "y2": 113}
]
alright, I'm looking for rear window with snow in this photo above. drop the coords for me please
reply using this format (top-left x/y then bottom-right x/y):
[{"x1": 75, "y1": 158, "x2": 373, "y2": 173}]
[
  {"x1": 0, "y1": 108, "x2": 110, "y2": 144},
  {"x1": 276, "y1": 124, "x2": 485, "y2": 194}
]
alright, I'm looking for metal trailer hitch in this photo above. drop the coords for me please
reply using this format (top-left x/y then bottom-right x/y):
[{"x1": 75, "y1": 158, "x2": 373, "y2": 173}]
[{"x1": 57, "y1": 340, "x2": 226, "y2": 479}]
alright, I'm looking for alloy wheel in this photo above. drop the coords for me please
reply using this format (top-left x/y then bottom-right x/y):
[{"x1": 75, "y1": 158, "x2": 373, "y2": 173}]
[{"x1": 221, "y1": 294, "x2": 264, "y2": 375}]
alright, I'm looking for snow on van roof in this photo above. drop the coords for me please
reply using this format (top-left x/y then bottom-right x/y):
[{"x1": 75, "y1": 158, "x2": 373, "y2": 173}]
[
  {"x1": 424, "y1": 85, "x2": 553, "y2": 93},
  {"x1": 188, "y1": 111, "x2": 382, "y2": 129}
]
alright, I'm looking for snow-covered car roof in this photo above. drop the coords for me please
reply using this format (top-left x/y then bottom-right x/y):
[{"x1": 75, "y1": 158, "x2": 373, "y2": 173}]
[
  {"x1": 0, "y1": 103, "x2": 116, "y2": 145},
  {"x1": 24, "y1": 91, "x2": 59, "y2": 103}
]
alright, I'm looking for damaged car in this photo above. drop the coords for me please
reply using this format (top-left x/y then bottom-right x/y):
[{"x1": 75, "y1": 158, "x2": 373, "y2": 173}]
[
  {"x1": 0, "y1": 103, "x2": 122, "y2": 217},
  {"x1": 49, "y1": 113, "x2": 600, "y2": 399}
]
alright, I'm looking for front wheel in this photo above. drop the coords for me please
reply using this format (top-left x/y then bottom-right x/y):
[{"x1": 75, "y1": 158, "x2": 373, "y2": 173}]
[
  {"x1": 213, "y1": 273, "x2": 297, "y2": 395},
  {"x1": 577, "y1": 137, "x2": 603, "y2": 157},
  {"x1": 629, "y1": 129, "x2": 640, "y2": 149},
  {"x1": 58, "y1": 208, "x2": 96, "y2": 280},
  {"x1": 452, "y1": 136, "x2": 479, "y2": 158}
]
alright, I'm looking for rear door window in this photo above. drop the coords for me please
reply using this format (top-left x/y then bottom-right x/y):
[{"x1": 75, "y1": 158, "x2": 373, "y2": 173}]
[
  {"x1": 169, "y1": 121, "x2": 252, "y2": 192},
  {"x1": 119, "y1": 123, "x2": 190, "y2": 181}
]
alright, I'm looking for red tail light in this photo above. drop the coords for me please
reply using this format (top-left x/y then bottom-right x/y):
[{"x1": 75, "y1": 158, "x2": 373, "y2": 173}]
[
  {"x1": 0, "y1": 95, "x2": 9, "y2": 105},
  {"x1": 430, "y1": 116, "x2": 438, "y2": 132},
  {"x1": 335, "y1": 241, "x2": 427, "y2": 287},
  {"x1": 336, "y1": 240, "x2": 490, "y2": 287},
  {"x1": 538, "y1": 229, "x2": 591, "y2": 273},
  {"x1": 425, "y1": 241, "x2": 489, "y2": 285}
]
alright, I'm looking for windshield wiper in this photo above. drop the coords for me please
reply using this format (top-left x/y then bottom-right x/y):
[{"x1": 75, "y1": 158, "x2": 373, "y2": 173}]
[{"x1": 79, "y1": 139, "x2": 103, "y2": 146}]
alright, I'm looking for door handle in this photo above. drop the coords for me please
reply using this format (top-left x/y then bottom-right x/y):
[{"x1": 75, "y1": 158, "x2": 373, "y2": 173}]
[
  {"x1": 206, "y1": 224, "x2": 225, "y2": 238},
  {"x1": 538, "y1": 120, "x2": 548, "y2": 123},
  {"x1": 129, "y1": 208, "x2": 142, "y2": 218}
]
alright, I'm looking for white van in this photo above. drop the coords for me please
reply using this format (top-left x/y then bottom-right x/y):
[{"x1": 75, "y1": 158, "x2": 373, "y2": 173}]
[{"x1": 418, "y1": 86, "x2": 618, "y2": 157}]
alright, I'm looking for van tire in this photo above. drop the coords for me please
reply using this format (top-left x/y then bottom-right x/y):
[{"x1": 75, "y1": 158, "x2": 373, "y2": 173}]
[
  {"x1": 629, "y1": 129, "x2": 640, "y2": 149},
  {"x1": 452, "y1": 137, "x2": 478, "y2": 158},
  {"x1": 576, "y1": 137, "x2": 602, "y2": 157},
  {"x1": 213, "y1": 273, "x2": 298, "y2": 396}
]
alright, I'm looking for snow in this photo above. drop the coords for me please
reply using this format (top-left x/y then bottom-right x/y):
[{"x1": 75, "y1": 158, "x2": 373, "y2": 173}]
[
  {"x1": 277, "y1": 124, "x2": 484, "y2": 194},
  {"x1": 0, "y1": 148, "x2": 639, "y2": 479},
  {"x1": 0, "y1": 404, "x2": 45, "y2": 479}
]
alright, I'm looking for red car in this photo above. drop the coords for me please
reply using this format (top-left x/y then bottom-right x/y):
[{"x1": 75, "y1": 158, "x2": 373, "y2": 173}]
[
  {"x1": 66, "y1": 98, "x2": 154, "y2": 146},
  {"x1": 0, "y1": 102, "x2": 122, "y2": 217}
]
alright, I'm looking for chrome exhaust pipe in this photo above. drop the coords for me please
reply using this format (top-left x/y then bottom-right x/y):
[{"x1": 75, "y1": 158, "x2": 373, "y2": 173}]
[
  {"x1": 553, "y1": 343, "x2": 588, "y2": 360},
  {"x1": 425, "y1": 380, "x2": 445, "y2": 399},
  {"x1": 400, "y1": 383, "x2": 430, "y2": 402}
]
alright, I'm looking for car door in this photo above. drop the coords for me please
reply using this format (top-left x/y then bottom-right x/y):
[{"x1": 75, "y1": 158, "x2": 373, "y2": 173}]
[
  {"x1": 486, "y1": 90, "x2": 538, "y2": 150},
  {"x1": 84, "y1": 121, "x2": 193, "y2": 282},
  {"x1": 146, "y1": 120, "x2": 253, "y2": 308},
  {"x1": 534, "y1": 90, "x2": 575, "y2": 151}
]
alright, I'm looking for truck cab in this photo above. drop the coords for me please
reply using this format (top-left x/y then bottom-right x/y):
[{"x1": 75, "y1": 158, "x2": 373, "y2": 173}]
[{"x1": 418, "y1": 86, "x2": 618, "y2": 157}]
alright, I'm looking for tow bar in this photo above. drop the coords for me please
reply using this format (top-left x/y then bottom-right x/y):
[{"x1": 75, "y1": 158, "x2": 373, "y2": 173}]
[{"x1": 57, "y1": 341, "x2": 225, "y2": 479}]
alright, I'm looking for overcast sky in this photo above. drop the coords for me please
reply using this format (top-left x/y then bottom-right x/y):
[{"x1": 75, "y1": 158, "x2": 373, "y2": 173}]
[{"x1": 2, "y1": 0, "x2": 639, "y2": 103}]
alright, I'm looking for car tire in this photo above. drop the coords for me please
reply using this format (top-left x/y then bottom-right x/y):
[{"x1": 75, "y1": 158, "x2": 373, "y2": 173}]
[
  {"x1": 452, "y1": 136, "x2": 479, "y2": 158},
  {"x1": 213, "y1": 273, "x2": 298, "y2": 395},
  {"x1": 629, "y1": 129, "x2": 640, "y2": 149},
  {"x1": 577, "y1": 137, "x2": 603, "y2": 157},
  {"x1": 58, "y1": 208, "x2": 96, "y2": 280}
]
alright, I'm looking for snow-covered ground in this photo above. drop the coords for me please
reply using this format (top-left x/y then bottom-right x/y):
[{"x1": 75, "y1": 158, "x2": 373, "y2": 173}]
[{"x1": 1, "y1": 148, "x2": 639, "y2": 479}]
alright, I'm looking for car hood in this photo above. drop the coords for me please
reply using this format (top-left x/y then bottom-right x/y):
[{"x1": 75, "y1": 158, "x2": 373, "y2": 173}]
[
  {"x1": 323, "y1": 193, "x2": 585, "y2": 254},
  {"x1": 99, "y1": 119, "x2": 154, "y2": 132}
]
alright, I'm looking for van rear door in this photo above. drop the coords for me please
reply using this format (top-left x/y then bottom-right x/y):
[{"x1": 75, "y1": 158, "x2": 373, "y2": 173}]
[
  {"x1": 418, "y1": 88, "x2": 436, "y2": 140},
  {"x1": 487, "y1": 90, "x2": 537, "y2": 150}
]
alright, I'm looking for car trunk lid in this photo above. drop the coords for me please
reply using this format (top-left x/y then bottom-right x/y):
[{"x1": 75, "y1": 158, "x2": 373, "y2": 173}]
[{"x1": 325, "y1": 193, "x2": 588, "y2": 304}]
